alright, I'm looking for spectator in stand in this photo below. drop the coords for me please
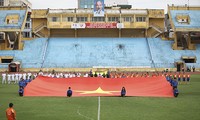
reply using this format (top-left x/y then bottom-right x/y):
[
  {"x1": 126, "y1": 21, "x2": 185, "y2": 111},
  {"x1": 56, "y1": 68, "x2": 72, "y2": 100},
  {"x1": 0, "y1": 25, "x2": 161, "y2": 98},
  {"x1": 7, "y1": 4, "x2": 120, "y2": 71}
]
[{"x1": 173, "y1": 88, "x2": 179, "y2": 97}]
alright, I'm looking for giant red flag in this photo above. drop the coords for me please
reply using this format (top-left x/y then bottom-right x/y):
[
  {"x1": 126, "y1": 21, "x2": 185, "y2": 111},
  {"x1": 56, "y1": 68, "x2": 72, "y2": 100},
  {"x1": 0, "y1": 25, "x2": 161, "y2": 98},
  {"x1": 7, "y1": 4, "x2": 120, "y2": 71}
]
[{"x1": 24, "y1": 76, "x2": 174, "y2": 97}]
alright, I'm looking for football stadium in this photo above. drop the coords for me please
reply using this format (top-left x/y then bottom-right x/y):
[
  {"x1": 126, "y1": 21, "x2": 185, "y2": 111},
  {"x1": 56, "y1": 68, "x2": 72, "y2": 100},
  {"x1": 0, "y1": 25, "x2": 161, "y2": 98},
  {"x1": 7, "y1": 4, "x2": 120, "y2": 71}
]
[{"x1": 0, "y1": 0, "x2": 200, "y2": 120}]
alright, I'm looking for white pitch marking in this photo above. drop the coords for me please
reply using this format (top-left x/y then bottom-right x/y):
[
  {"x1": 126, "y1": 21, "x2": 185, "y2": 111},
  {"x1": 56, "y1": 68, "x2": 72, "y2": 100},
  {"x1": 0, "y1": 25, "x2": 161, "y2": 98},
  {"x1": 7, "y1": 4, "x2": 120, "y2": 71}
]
[
  {"x1": 77, "y1": 106, "x2": 94, "y2": 120},
  {"x1": 97, "y1": 96, "x2": 101, "y2": 120}
]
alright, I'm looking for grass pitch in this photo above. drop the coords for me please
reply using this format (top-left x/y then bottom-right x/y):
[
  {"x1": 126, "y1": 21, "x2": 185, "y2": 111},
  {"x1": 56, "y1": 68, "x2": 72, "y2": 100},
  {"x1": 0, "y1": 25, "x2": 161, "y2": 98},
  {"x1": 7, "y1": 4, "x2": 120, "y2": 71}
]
[{"x1": 0, "y1": 74, "x2": 200, "y2": 120}]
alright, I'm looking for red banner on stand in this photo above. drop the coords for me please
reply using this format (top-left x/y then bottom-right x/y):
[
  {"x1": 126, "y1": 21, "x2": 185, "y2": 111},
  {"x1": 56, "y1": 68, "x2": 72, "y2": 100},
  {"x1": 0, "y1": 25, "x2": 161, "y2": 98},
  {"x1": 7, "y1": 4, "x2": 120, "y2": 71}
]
[{"x1": 85, "y1": 22, "x2": 117, "y2": 28}]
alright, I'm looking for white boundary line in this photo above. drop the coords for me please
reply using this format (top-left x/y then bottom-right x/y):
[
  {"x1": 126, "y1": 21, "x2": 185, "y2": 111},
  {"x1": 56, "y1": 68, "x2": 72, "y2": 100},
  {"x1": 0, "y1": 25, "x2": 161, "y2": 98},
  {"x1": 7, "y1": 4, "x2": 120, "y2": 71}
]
[
  {"x1": 97, "y1": 96, "x2": 101, "y2": 120},
  {"x1": 77, "y1": 106, "x2": 94, "y2": 120}
]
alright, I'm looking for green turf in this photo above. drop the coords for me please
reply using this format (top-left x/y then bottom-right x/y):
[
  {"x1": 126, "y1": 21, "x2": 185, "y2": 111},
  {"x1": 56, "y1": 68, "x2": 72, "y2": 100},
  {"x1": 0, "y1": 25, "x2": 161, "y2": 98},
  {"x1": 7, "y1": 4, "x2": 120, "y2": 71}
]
[{"x1": 0, "y1": 75, "x2": 200, "y2": 120}]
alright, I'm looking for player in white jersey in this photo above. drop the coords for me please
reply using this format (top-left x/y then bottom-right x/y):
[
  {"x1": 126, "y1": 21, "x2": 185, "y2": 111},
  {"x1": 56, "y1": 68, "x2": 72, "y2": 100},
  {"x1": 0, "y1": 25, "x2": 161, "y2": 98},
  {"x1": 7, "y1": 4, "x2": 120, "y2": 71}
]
[
  {"x1": 64, "y1": 73, "x2": 69, "y2": 78},
  {"x1": 2, "y1": 73, "x2": 7, "y2": 84},
  {"x1": 7, "y1": 74, "x2": 11, "y2": 84},
  {"x1": 48, "y1": 73, "x2": 52, "y2": 77},
  {"x1": 27, "y1": 72, "x2": 32, "y2": 79},
  {"x1": 38, "y1": 71, "x2": 43, "y2": 76},
  {"x1": 22, "y1": 73, "x2": 27, "y2": 80},
  {"x1": 33, "y1": 73, "x2": 37, "y2": 79},
  {"x1": 84, "y1": 73, "x2": 89, "y2": 77},
  {"x1": 15, "y1": 73, "x2": 19, "y2": 84},
  {"x1": 56, "y1": 73, "x2": 60, "y2": 78},
  {"x1": 18, "y1": 73, "x2": 23, "y2": 80},
  {"x1": 11, "y1": 74, "x2": 15, "y2": 84}
]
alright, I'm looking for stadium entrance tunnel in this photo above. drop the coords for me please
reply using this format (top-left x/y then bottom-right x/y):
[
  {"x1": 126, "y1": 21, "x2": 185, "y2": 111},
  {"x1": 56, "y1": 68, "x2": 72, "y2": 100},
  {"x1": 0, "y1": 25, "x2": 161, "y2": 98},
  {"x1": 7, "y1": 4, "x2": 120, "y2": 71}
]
[
  {"x1": 0, "y1": 56, "x2": 13, "y2": 63},
  {"x1": 181, "y1": 56, "x2": 196, "y2": 63},
  {"x1": 175, "y1": 61, "x2": 185, "y2": 72},
  {"x1": 8, "y1": 61, "x2": 20, "y2": 72}
]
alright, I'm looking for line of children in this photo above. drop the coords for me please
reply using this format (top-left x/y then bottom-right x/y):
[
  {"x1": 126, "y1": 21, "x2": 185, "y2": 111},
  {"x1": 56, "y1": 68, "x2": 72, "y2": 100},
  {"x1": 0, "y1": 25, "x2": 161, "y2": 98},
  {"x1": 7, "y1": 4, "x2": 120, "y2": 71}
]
[{"x1": 166, "y1": 72, "x2": 190, "y2": 84}]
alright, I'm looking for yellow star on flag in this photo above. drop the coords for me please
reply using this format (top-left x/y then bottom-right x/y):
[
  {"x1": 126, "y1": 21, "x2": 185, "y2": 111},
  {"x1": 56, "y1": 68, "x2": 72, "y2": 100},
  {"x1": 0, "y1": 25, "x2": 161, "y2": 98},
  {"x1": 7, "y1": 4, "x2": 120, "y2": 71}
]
[{"x1": 75, "y1": 87, "x2": 120, "y2": 95}]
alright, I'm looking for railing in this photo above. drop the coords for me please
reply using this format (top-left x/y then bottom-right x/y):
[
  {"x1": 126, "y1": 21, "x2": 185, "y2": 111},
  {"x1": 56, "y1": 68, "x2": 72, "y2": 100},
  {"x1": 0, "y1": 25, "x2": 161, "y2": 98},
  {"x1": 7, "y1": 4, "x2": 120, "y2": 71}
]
[
  {"x1": 21, "y1": 8, "x2": 28, "y2": 31},
  {"x1": 33, "y1": 23, "x2": 46, "y2": 33},
  {"x1": 36, "y1": 31, "x2": 45, "y2": 38},
  {"x1": 41, "y1": 38, "x2": 50, "y2": 68},
  {"x1": 151, "y1": 31, "x2": 161, "y2": 38},
  {"x1": 150, "y1": 23, "x2": 163, "y2": 33},
  {"x1": 146, "y1": 38, "x2": 156, "y2": 70}
]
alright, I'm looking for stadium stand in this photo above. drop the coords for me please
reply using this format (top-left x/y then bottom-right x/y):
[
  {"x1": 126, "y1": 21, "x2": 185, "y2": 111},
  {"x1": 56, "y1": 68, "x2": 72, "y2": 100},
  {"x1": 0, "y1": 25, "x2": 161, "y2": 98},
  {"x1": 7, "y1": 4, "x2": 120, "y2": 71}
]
[
  {"x1": 0, "y1": 4, "x2": 199, "y2": 72},
  {"x1": 1, "y1": 37, "x2": 199, "y2": 69},
  {"x1": 148, "y1": 38, "x2": 200, "y2": 68},
  {"x1": 0, "y1": 38, "x2": 47, "y2": 68},
  {"x1": 42, "y1": 38, "x2": 152, "y2": 68}
]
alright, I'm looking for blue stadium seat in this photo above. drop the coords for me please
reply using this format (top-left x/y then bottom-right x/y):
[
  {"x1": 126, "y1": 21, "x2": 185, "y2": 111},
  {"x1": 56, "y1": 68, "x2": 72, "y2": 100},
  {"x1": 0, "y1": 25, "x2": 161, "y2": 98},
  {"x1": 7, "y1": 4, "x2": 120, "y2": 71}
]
[
  {"x1": 0, "y1": 38, "x2": 199, "y2": 69},
  {"x1": 43, "y1": 38, "x2": 152, "y2": 68}
]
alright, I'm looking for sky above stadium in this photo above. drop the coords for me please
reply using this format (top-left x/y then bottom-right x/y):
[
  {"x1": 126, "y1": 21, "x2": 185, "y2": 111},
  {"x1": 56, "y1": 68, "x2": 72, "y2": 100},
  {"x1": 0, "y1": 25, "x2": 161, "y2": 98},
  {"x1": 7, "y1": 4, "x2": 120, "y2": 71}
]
[{"x1": 29, "y1": 0, "x2": 200, "y2": 13}]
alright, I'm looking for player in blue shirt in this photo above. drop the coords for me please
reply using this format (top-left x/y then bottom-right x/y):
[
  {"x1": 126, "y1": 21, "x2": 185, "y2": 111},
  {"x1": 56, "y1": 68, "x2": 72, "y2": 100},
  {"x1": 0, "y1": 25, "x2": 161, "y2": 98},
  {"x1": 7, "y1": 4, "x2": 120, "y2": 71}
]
[
  {"x1": 18, "y1": 78, "x2": 24, "y2": 88},
  {"x1": 121, "y1": 87, "x2": 126, "y2": 97},
  {"x1": 172, "y1": 79, "x2": 178, "y2": 89},
  {"x1": 67, "y1": 87, "x2": 72, "y2": 97},
  {"x1": 173, "y1": 88, "x2": 179, "y2": 97},
  {"x1": 18, "y1": 87, "x2": 24, "y2": 96}
]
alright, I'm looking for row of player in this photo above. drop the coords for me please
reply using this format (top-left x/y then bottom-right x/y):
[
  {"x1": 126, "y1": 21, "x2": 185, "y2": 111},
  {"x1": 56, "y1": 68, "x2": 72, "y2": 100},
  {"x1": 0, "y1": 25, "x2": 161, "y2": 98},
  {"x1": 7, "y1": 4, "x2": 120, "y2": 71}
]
[{"x1": 1, "y1": 71, "x2": 191, "y2": 84}]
